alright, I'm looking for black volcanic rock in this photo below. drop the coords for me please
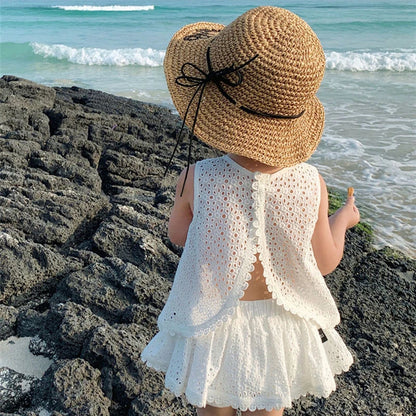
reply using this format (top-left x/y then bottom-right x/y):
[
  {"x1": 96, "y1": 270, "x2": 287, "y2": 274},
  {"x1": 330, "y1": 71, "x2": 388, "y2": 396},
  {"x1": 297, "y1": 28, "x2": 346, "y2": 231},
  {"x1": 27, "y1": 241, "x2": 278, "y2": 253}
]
[
  {"x1": 0, "y1": 76, "x2": 414, "y2": 416},
  {"x1": 0, "y1": 305, "x2": 18, "y2": 340},
  {"x1": 0, "y1": 367, "x2": 37, "y2": 413},
  {"x1": 34, "y1": 358, "x2": 111, "y2": 415}
]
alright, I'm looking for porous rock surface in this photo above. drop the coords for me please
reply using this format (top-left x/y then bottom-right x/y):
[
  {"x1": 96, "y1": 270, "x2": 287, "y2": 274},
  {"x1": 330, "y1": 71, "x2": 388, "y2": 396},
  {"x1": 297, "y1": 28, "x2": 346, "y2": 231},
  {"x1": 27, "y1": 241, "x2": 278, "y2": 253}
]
[
  {"x1": 0, "y1": 367, "x2": 37, "y2": 413},
  {"x1": 0, "y1": 76, "x2": 414, "y2": 415}
]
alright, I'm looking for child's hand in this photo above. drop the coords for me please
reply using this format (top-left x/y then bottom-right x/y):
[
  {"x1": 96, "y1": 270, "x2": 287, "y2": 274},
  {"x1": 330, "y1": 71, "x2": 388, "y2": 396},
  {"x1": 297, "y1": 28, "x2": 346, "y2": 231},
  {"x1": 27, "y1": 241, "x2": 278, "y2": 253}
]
[
  {"x1": 343, "y1": 194, "x2": 360, "y2": 229},
  {"x1": 332, "y1": 192, "x2": 360, "y2": 230}
]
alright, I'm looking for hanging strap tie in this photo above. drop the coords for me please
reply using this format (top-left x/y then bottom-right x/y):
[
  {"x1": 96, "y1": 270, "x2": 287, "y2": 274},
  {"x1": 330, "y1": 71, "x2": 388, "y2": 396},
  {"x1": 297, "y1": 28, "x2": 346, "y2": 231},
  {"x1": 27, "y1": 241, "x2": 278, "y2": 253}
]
[{"x1": 165, "y1": 47, "x2": 305, "y2": 196}]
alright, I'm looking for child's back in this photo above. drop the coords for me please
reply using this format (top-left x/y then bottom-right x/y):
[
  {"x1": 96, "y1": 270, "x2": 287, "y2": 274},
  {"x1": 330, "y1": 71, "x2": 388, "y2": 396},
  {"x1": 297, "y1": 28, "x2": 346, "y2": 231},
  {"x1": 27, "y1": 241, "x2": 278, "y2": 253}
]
[{"x1": 159, "y1": 155, "x2": 342, "y2": 338}]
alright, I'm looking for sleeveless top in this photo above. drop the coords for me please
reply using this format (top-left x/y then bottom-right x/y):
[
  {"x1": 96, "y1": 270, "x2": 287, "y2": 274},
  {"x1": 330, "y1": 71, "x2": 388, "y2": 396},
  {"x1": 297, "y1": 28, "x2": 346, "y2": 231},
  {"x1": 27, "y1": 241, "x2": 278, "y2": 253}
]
[{"x1": 158, "y1": 155, "x2": 341, "y2": 337}]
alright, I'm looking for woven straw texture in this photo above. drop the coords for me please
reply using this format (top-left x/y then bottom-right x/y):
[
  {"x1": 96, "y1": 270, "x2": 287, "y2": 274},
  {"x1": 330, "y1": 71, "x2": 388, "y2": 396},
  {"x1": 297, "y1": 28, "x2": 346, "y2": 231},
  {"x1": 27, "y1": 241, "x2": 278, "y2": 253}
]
[{"x1": 164, "y1": 6, "x2": 326, "y2": 167}]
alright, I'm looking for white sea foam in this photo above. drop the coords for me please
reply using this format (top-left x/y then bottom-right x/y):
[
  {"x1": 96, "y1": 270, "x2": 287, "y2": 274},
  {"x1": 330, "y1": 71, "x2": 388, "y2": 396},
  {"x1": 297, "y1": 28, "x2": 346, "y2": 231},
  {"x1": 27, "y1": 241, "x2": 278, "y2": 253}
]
[
  {"x1": 31, "y1": 42, "x2": 164, "y2": 66},
  {"x1": 30, "y1": 41, "x2": 415, "y2": 72},
  {"x1": 325, "y1": 50, "x2": 416, "y2": 72},
  {"x1": 52, "y1": 5, "x2": 154, "y2": 11}
]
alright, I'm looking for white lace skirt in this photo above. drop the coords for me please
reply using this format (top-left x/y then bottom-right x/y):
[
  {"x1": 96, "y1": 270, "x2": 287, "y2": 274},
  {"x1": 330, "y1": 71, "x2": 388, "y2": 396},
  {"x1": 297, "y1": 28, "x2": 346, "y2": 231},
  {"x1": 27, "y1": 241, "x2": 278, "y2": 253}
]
[{"x1": 141, "y1": 299, "x2": 353, "y2": 412}]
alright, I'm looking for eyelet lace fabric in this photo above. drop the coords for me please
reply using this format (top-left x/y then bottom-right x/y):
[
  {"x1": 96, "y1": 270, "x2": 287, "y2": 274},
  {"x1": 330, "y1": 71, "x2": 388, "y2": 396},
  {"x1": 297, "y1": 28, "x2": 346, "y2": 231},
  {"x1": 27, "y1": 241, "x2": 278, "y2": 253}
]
[
  {"x1": 141, "y1": 299, "x2": 353, "y2": 411},
  {"x1": 157, "y1": 155, "x2": 340, "y2": 338},
  {"x1": 142, "y1": 155, "x2": 353, "y2": 410}
]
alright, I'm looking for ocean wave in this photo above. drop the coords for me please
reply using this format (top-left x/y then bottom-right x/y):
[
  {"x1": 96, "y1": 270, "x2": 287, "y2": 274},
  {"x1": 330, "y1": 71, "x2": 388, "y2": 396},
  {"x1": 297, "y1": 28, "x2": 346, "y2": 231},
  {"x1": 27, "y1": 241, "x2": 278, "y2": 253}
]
[
  {"x1": 27, "y1": 42, "x2": 416, "y2": 72},
  {"x1": 325, "y1": 50, "x2": 416, "y2": 71},
  {"x1": 51, "y1": 5, "x2": 154, "y2": 12},
  {"x1": 30, "y1": 42, "x2": 164, "y2": 66}
]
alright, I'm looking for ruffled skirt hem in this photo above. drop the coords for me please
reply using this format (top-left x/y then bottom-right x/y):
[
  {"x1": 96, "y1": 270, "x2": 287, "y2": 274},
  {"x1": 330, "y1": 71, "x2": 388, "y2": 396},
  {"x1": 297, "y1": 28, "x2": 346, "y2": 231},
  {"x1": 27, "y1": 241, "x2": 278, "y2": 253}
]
[{"x1": 141, "y1": 299, "x2": 353, "y2": 411}]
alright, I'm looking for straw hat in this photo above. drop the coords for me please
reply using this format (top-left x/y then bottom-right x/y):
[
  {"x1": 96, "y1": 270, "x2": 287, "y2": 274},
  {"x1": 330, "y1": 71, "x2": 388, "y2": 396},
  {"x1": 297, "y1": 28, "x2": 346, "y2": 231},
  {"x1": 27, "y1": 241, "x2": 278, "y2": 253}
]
[{"x1": 164, "y1": 6, "x2": 326, "y2": 167}]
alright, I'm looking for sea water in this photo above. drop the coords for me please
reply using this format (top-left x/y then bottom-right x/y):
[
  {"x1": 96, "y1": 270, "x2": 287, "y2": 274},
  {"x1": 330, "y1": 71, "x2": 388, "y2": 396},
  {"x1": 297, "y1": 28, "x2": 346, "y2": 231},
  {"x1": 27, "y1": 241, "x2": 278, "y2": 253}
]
[{"x1": 1, "y1": 0, "x2": 415, "y2": 256}]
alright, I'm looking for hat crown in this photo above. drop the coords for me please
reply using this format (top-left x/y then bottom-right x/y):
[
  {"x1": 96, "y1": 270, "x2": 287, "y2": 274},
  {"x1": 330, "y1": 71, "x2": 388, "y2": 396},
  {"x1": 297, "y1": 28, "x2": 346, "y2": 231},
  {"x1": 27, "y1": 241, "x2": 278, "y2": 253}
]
[
  {"x1": 164, "y1": 6, "x2": 326, "y2": 168},
  {"x1": 208, "y1": 7, "x2": 325, "y2": 117}
]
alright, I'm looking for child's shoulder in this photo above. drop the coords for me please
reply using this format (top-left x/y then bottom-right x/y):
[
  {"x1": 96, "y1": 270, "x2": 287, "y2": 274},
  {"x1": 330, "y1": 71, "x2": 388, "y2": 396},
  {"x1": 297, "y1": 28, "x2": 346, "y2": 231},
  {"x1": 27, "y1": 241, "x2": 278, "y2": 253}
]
[
  {"x1": 194, "y1": 155, "x2": 228, "y2": 172},
  {"x1": 196, "y1": 155, "x2": 226, "y2": 165},
  {"x1": 291, "y1": 162, "x2": 320, "y2": 177}
]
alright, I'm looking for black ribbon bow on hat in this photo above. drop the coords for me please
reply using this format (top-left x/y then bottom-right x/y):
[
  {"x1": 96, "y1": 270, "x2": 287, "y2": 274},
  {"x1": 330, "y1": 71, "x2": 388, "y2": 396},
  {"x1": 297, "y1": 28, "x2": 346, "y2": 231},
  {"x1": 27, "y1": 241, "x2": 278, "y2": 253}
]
[{"x1": 165, "y1": 46, "x2": 305, "y2": 196}]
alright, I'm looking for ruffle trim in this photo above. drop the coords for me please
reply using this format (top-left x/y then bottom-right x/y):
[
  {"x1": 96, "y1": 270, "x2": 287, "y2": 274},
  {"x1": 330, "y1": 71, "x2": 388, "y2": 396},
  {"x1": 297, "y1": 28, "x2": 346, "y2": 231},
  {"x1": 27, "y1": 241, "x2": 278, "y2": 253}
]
[
  {"x1": 143, "y1": 312, "x2": 354, "y2": 412},
  {"x1": 192, "y1": 385, "x2": 336, "y2": 412},
  {"x1": 142, "y1": 357, "x2": 352, "y2": 412}
]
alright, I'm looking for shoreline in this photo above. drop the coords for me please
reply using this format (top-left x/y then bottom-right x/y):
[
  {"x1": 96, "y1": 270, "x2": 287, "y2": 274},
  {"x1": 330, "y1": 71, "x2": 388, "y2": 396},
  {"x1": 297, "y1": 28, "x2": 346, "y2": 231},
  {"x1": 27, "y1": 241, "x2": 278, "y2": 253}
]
[
  {"x1": 0, "y1": 75, "x2": 415, "y2": 415},
  {"x1": 2, "y1": 72, "x2": 414, "y2": 258}
]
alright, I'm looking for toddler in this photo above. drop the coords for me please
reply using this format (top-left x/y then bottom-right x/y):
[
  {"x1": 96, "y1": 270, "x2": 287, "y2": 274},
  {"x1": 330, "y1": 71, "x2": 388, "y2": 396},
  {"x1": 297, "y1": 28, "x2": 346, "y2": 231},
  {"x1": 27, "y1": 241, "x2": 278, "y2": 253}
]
[{"x1": 141, "y1": 7, "x2": 360, "y2": 416}]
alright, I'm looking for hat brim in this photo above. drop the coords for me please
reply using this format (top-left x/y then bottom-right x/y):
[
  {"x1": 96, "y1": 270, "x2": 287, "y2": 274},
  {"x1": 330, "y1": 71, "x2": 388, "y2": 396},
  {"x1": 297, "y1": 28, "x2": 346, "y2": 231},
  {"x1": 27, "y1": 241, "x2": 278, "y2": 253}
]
[{"x1": 164, "y1": 22, "x2": 325, "y2": 167}]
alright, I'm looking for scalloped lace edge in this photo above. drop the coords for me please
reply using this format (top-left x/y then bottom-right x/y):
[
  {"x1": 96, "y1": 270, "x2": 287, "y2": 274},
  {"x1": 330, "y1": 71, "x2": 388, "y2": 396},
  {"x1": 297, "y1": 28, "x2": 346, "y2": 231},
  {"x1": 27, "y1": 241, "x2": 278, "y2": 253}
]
[
  {"x1": 158, "y1": 244, "x2": 259, "y2": 338},
  {"x1": 177, "y1": 367, "x2": 352, "y2": 412}
]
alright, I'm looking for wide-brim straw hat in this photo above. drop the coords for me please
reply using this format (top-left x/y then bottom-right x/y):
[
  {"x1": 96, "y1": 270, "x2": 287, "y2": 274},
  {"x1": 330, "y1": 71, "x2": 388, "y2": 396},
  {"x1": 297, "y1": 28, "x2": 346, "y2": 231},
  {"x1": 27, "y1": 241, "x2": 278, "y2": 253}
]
[{"x1": 164, "y1": 6, "x2": 326, "y2": 167}]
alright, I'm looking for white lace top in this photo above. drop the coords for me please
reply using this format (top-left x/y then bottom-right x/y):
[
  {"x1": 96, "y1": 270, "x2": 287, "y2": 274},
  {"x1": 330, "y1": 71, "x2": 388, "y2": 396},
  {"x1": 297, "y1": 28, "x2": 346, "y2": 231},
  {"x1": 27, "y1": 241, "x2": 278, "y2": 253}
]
[{"x1": 158, "y1": 155, "x2": 340, "y2": 337}]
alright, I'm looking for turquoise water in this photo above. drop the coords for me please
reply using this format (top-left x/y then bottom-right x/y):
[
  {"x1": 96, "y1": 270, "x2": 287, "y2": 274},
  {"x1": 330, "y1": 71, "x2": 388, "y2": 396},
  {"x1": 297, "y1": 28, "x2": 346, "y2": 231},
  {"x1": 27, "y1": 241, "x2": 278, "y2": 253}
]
[{"x1": 1, "y1": 0, "x2": 415, "y2": 256}]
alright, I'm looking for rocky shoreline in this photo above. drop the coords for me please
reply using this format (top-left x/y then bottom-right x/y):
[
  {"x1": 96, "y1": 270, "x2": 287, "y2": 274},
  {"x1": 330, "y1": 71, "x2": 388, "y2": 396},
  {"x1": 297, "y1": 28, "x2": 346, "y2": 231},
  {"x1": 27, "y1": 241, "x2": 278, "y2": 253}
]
[{"x1": 0, "y1": 76, "x2": 414, "y2": 416}]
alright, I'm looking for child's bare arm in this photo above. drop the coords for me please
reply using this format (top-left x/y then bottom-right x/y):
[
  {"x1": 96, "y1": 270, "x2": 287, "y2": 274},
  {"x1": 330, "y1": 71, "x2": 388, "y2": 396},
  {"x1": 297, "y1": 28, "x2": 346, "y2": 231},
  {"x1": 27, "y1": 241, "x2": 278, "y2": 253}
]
[
  {"x1": 167, "y1": 165, "x2": 195, "y2": 247},
  {"x1": 311, "y1": 175, "x2": 360, "y2": 275}
]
